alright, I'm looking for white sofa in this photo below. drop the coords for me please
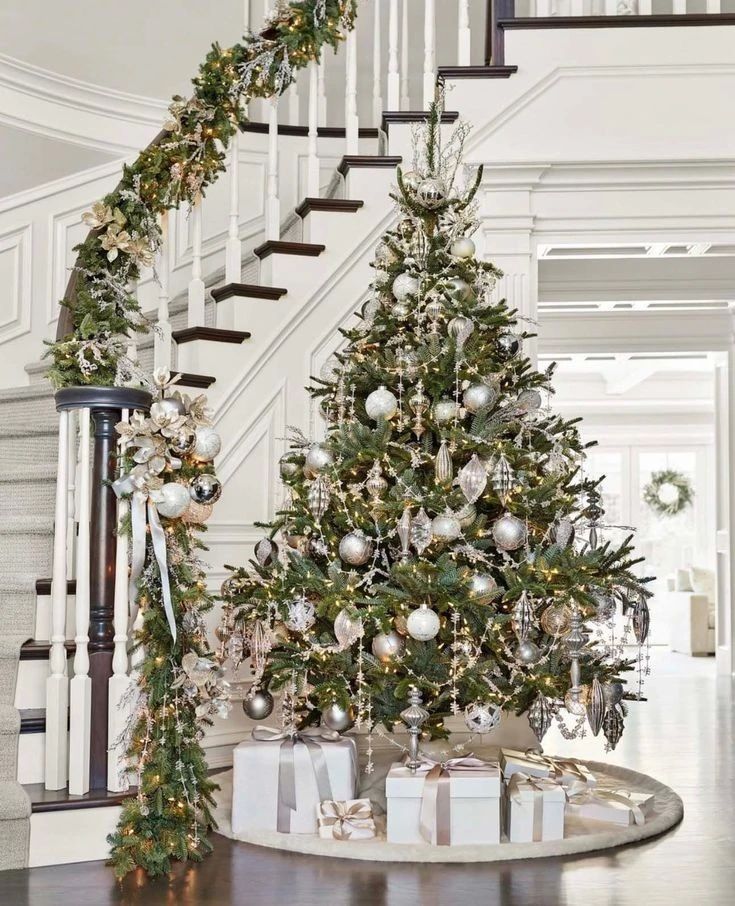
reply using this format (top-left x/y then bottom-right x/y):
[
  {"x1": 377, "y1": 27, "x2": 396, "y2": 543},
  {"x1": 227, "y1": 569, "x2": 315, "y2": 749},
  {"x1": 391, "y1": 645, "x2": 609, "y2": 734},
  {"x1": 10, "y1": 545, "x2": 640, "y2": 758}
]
[{"x1": 665, "y1": 567, "x2": 716, "y2": 656}]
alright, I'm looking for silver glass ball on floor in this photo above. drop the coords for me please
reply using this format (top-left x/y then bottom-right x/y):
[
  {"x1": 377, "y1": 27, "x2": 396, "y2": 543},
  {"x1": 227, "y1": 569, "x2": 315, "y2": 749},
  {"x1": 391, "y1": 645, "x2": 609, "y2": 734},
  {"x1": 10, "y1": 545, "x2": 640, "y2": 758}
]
[
  {"x1": 321, "y1": 702, "x2": 356, "y2": 733},
  {"x1": 189, "y1": 473, "x2": 222, "y2": 504},
  {"x1": 339, "y1": 531, "x2": 373, "y2": 566},
  {"x1": 392, "y1": 273, "x2": 419, "y2": 301},
  {"x1": 463, "y1": 383, "x2": 495, "y2": 413},
  {"x1": 416, "y1": 176, "x2": 447, "y2": 209},
  {"x1": 406, "y1": 603, "x2": 440, "y2": 641},
  {"x1": 372, "y1": 630, "x2": 405, "y2": 662},
  {"x1": 155, "y1": 482, "x2": 192, "y2": 518},
  {"x1": 492, "y1": 513, "x2": 527, "y2": 551},
  {"x1": 450, "y1": 237, "x2": 476, "y2": 259},
  {"x1": 305, "y1": 444, "x2": 334, "y2": 474},
  {"x1": 192, "y1": 426, "x2": 222, "y2": 462},
  {"x1": 243, "y1": 689, "x2": 274, "y2": 721},
  {"x1": 365, "y1": 385, "x2": 398, "y2": 421}
]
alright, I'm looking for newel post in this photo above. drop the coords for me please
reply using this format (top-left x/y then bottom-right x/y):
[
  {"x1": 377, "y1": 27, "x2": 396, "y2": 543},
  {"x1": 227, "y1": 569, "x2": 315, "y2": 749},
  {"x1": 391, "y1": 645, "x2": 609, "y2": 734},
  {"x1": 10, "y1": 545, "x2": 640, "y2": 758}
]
[{"x1": 485, "y1": 0, "x2": 515, "y2": 66}]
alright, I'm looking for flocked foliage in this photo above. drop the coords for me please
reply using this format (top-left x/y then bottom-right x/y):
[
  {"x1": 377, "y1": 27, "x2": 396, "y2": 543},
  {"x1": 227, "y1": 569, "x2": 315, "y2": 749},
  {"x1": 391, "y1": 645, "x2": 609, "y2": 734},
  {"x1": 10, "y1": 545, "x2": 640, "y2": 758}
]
[
  {"x1": 220, "y1": 103, "x2": 653, "y2": 749},
  {"x1": 46, "y1": 0, "x2": 358, "y2": 389}
]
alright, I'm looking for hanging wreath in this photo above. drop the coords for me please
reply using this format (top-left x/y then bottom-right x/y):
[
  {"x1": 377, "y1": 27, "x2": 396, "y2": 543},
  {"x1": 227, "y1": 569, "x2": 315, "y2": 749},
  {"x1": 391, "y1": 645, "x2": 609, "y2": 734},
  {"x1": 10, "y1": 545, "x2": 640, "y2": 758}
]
[{"x1": 643, "y1": 469, "x2": 694, "y2": 517}]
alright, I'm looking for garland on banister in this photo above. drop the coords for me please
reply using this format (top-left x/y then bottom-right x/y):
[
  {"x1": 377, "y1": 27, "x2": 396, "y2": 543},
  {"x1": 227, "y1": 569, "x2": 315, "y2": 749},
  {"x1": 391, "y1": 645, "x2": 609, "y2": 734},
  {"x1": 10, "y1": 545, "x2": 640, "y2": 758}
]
[{"x1": 46, "y1": 0, "x2": 357, "y2": 390}]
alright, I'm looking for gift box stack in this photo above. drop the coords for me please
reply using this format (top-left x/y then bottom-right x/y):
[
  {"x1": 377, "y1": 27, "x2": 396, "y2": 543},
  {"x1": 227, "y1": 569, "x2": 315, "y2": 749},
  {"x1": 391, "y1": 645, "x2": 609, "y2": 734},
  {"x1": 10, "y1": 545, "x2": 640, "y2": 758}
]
[{"x1": 231, "y1": 729, "x2": 654, "y2": 847}]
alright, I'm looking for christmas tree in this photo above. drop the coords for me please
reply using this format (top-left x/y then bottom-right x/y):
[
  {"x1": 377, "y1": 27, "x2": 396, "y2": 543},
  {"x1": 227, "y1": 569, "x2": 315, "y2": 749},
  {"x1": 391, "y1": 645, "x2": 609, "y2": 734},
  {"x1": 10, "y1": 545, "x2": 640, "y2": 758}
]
[{"x1": 220, "y1": 103, "x2": 651, "y2": 755}]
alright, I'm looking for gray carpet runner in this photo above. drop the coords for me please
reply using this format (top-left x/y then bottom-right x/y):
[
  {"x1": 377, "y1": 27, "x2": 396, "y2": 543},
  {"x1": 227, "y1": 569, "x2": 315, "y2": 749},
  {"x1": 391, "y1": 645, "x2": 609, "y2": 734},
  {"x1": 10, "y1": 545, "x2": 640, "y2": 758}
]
[{"x1": 0, "y1": 384, "x2": 57, "y2": 870}]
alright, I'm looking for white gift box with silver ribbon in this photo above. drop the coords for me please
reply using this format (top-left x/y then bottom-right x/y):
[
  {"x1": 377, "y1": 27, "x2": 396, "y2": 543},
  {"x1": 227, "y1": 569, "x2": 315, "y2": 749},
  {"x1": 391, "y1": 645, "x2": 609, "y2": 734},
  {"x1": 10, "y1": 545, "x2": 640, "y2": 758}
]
[
  {"x1": 386, "y1": 756, "x2": 502, "y2": 846},
  {"x1": 232, "y1": 727, "x2": 357, "y2": 836},
  {"x1": 565, "y1": 788, "x2": 655, "y2": 827},
  {"x1": 500, "y1": 748, "x2": 596, "y2": 793},
  {"x1": 316, "y1": 798, "x2": 376, "y2": 840},
  {"x1": 506, "y1": 773, "x2": 566, "y2": 843}
]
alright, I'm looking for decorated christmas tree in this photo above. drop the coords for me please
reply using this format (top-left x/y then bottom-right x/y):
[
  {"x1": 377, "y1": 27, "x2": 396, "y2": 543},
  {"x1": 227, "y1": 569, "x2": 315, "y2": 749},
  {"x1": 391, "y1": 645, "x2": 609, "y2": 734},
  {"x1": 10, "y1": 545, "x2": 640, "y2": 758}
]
[{"x1": 220, "y1": 103, "x2": 652, "y2": 759}]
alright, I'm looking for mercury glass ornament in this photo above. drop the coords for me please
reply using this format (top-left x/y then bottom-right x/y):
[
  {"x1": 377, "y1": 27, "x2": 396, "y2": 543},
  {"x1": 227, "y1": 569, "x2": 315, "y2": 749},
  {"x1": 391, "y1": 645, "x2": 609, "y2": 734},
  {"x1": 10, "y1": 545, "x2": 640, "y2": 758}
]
[
  {"x1": 279, "y1": 454, "x2": 300, "y2": 480},
  {"x1": 305, "y1": 444, "x2": 334, "y2": 474},
  {"x1": 192, "y1": 426, "x2": 222, "y2": 462},
  {"x1": 458, "y1": 453, "x2": 487, "y2": 504},
  {"x1": 540, "y1": 603, "x2": 572, "y2": 636},
  {"x1": 392, "y1": 272, "x2": 419, "y2": 300},
  {"x1": 361, "y1": 298, "x2": 380, "y2": 325},
  {"x1": 243, "y1": 690, "x2": 274, "y2": 721},
  {"x1": 435, "y1": 441, "x2": 453, "y2": 486},
  {"x1": 491, "y1": 455, "x2": 514, "y2": 502},
  {"x1": 447, "y1": 276, "x2": 472, "y2": 303},
  {"x1": 603, "y1": 705, "x2": 624, "y2": 750},
  {"x1": 319, "y1": 354, "x2": 341, "y2": 382},
  {"x1": 184, "y1": 499, "x2": 214, "y2": 524},
  {"x1": 457, "y1": 502, "x2": 477, "y2": 528},
  {"x1": 564, "y1": 687, "x2": 588, "y2": 717},
  {"x1": 189, "y1": 473, "x2": 222, "y2": 504},
  {"x1": 397, "y1": 506, "x2": 412, "y2": 559},
  {"x1": 393, "y1": 302, "x2": 410, "y2": 320},
  {"x1": 285, "y1": 595, "x2": 316, "y2": 633},
  {"x1": 365, "y1": 385, "x2": 398, "y2": 421},
  {"x1": 515, "y1": 639, "x2": 541, "y2": 666},
  {"x1": 469, "y1": 573, "x2": 497, "y2": 601},
  {"x1": 463, "y1": 383, "x2": 495, "y2": 413},
  {"x1": 254, "y1": 537, "x2": 278, "y2": 567},
  {"x1": 433, "y1": 397, "x2": 459, "y2": 425},
  {"x1": 410, "y1": 507, "x2": 432, "y2": 554},
  {"x1": 321, "y1": 702, "x2": 355, "y2": 733},
  {"x1": 632, "y1": 596, "x2": 651, "y2": 644},
  {"x1": 528, "y1": 694, "x2": 553, "y2": 742},
  {"x1": 425, "y1": 299, "x2": 444, "y2": 321},
  {"x1": 334, "y1": 608, "x2": 362, "y2": 648},
  {"x1": 308, "y1": 475, "x2": 331, "y2": 520},
  {"x1": 170, "y1": 427, "x2": 197, "y2": 456},
  {"x1": 374, "y1": 239, "x2": 396, "y2": 267},
  {"x1": 431, "y1": 509, "x2": 462, "y2": 543},
  {"x1": 497, "y1": 332, "x2": 521, "y2": 358},
  {"x1": 220, "y1": 575, "x2": 243, "y2": 599},
  {"x1": 372, "y1": 630, "x2": 405, "y2": 662},
  {"x1": 406, "y1": 603, "x2": 440, "y2": 641},
  {"x1": 450, "y1": 237, "x2": 476, "y2": 259},
  {"x1": 587, "y1": 676, "x2": 606, "y2": 737},
  {"x1": 416, "y1": 176, "x2": 447, "y2": 209},
  {"x1": 155, "y1": 482, "x2": 192, "y2": 518},
  {"x1": 594, "y1": 591, "x2": 616, "y2": 622},
  {"x1": 339, "y1": 531, "x2": 373, "y2": 566},
  {"x1": 511, "y1": 591, "x2": 535, "y2": 641},
  {"x1": 401, "y1": 169, "x2": 423, "y2": 193},
  {"x1": 602, "y1": 681, "x2": 624, "y2": 708},
  {"x1": 394, "y1": 614, "x2": 409, "y2": 636},
  {"x1": 492, "y1": 513, "x2": 527, "y2": 551},
  {"x1": 366, "y1": 461, "x2": 388, "y2": 500},
  {"x1": 401, "y1": 688, "x2": 430, "y2": 771},
  {"x1": 516, "y1": 389, "x2": 543, "y2": 413},
  {"x1": 271, "y1": 622, "x2": 291, "y2": 643},
  {"x1": 464, "y1": 702, "x2": 501, "y2": 734},
  {"x1": 448, "y1": 316, "x2": 475, "y2": 347}
]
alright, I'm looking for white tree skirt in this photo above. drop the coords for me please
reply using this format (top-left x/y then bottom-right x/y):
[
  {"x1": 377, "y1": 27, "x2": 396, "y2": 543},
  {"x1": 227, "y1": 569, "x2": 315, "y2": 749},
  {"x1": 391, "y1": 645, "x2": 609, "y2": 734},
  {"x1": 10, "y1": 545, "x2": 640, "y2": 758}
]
[{"x1": 212, "y1": 751, "x2": 683, "y2": 863}]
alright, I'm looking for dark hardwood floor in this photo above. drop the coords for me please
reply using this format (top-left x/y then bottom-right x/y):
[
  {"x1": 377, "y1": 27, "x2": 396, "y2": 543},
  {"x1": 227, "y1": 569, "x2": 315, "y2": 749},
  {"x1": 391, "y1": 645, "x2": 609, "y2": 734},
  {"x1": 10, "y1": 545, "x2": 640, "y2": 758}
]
[{"x1": 1, "y1": 650, "x2": 733, "y2": 906}]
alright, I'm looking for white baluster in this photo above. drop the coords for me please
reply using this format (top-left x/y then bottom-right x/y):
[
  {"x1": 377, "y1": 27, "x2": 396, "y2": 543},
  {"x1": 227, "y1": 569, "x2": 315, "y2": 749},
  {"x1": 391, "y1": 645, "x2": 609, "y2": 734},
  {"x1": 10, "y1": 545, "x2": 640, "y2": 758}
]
[
  {"x1": 153, "y1": 212, "x2": 172, "y2": 370},
  {"x1": 64, "y1": 409, "x2": 77, "y2": 585},
  {"x1": 287, "y1": 78, "x2": 300, "y2": 126},
  {"x1": 265, "y1": 98, "x2": 280, "y2": 241},
  {"x1": 387, "y1": 0, "x2": 400, "y2": 110},
  {"x1": 672, "y1": 0, "x2": 687, "y2": 11},
  {"x1": 570, "y1": 0, "x2": 584, "y2": 14},
  {"x1": 242, "y1": 0, "x2": 252, "y2": 119},
  {"x1": 536, "y1": 0, "x2": 552, "y2": 15},
  {"x1": 458, "y1": 0, "x2": 471, "y2": 67},
  {"x1": 400, "y1": 0, "x2": 410, "y2": 110},
  {"x1": 372, "y1": 0, "x2": 383, "y2": 124},
  {"x1": 108, "y1": 409, "x2": 131, "y2": 792},
  {"x1": 45, "y1": 409, "x2": 70, "y2": 790},
  {"x1": 317, "y1": 58, "x2": 327, "y2": 127},
  {"x1": 225, "y1": 135, "x2": 241, "y2": 285},
  {"x1": 423, "y1": 1, "x2": 436, "y2": 109},
  {"x1": 68, "y1": 408, "x2": 92, "y2": 796},
  {"x1": 604, "y1": 0, "x2": 617, "y2": 13},
  {"x1": 345, "y1": 24, "x2": 359, "y2": 155},
  {"x1": 706, "y1": 0, "x2": 721, "y2": 10},
  {"x1": 307, "y1": 61, "x2": 320, "y2": 197},
  {"x1": 188, "y1": 196, "x2": 206, "y2": 327}
]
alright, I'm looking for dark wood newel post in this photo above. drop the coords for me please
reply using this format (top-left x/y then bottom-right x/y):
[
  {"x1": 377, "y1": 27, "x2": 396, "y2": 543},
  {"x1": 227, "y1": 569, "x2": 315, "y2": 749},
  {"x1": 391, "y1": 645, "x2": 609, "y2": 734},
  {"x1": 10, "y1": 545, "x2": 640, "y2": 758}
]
[
  {"x1": 56, "y1": 386, "x2": 151, "y2": 790},
  {"x1": 485, "y1": 0, "x2": 516, "y2": 66}
]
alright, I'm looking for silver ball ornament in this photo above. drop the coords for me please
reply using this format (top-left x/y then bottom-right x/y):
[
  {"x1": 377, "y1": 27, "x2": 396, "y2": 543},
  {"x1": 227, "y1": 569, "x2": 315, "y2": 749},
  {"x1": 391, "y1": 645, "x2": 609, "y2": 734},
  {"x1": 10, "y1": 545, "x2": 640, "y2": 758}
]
[
  {"x1": 425, "y1": 299, "x2": 444, "y2": 321},
  {"x1": 189, "y1": 473, "x2": 222, "y2": 504},
  {"x1": 321, "y1": 702, "x2": 355, "y2": 733},
  {"x1": 416, "y1": 177, "x2": 447, "y2": 209},
  {"x1": 371, "y1": 630, "x2": 405, "y2": 662},
  {"x1": 497, "y1": 333, "x2": 521, "y2": 358},
  {"x1": 492, "y1": 513, "x2": 527, "y2": 551},
  {"x1": 243, "y1": 690, "x2": 274, "y2": 721},
  {"x1": 192, "y1": 426, "x2": 221, "y2": 462},
  {"x1": 279, "y1": 454, "x2": 300, "y2": 480},
  {"x1": 406, "y1": 603, "x2": 440, "y2": 641},
  {"x1": 433, "y1": 397, "x2": 459, "y2": 425},
  {"x1": 463, "y1": 383, "x2": 496, "y2": 413},
  {"x1": 431, "y1": 510, "x2": 462, "y2": 543},
  {"x1": 401, "y1": 170, "x2": 423, "y2": 193},
  {"x1": 515, "y1": 639, "x2": 541, "y2": 665},
  {"x1": 602, "y1": 681, "x2": 624, "y2": 708},
  {"x1": 155, "y1": 482, "x2": 192, "y2": 519},
  {"x1": 469, "y1": 573, "x2": 497, "y2": 601},
  {"x1": 464, "y1": 702, "x2": 501, "y2": 734},
  {"x1": 392, "y1": 302, "x2": 410, "y2": 320},
  {"x1": 449, "y1": 237, "x2": 476, "y2": 259},
  {"x1": 305, "y1": 444, "x2": 334, "y2": 474},
  {"x1": 170, "y1": 427, "x2": 197, "y2": 456},
  {"x1": 339, "y1": 531, "x2": 373, "y2": 566},
  {"x1": 516, "y1": 389, "x2": 542, "y2": 413},
  {"x1": 392, "y1": 273, "x2": 419, "y2": 301},
  {"x1": 365, "y1": 385, "x2": 398, "y2": 421},
  {"x1": 447, "y1": 277, "x2": 473, "y2": 303}
]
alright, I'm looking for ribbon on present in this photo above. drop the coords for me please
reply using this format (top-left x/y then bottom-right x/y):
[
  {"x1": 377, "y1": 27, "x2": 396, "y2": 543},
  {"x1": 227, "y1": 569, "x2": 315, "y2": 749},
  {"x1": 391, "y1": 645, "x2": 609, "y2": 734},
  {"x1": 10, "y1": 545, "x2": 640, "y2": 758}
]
[
  {"x1": 566, "y1": 788, "x2": 646, "y2": 826},
  {"x1": 317, "y1": 800, "x2": 375, "y2": 840},
  {"x1": 507, "y1": 772, "x2": 562, "y2": 842},
  {"x1": 404, "y1": 753, "x2": 496, "y2": 846},
  {"x1": 520, "y1": 750, "x2": 592, "y2": 795},
  {"x1": 252, "y1": 725, "x2": 356, "y2": 833}
]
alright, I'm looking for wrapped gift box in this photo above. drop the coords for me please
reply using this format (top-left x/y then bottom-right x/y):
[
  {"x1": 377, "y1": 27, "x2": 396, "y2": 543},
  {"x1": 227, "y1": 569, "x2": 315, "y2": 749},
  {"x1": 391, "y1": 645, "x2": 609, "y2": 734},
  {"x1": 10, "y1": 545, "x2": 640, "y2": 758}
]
[
  {"x1": 565, "y1": 788, "x2": 655, "y2": 827},
  {"x1": 317, "y1": 798, "x2": 376, "y2": 840},
  {"x1": 506, "y1": 774, "x2": 566, "y2": 843},
  {"x1": 500, "y1": 748, "x2": 596, "y2": 792},
  {"x1": 232, "y1": 728, "x2": 357, "y2": 835},
  {"x1": 386, "y1": 758, "x2": 502, "y2": 846}
]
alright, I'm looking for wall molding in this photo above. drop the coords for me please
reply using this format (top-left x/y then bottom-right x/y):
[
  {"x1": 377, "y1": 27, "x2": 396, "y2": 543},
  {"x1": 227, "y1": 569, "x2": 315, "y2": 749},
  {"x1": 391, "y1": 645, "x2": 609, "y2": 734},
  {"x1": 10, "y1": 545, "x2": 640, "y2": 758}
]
[{"x1": 0, "y1": 222, "x2": 32, "y2": 344}]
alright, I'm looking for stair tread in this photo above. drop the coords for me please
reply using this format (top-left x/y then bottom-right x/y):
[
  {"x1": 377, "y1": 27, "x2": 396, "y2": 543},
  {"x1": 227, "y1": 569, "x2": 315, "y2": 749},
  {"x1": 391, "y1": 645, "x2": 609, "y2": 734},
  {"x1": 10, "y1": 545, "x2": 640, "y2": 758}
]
[
  {"x1": 211, "y1": 283, "x2": 288, "y2": 303},
  {"x1": 0, "y1": 464, "x2": 56, "y2": 482},
  {"x1": 437, "y1": 65, "x2": 518, "y2": 79},
  {"x1": 0, "y1": 517, "x2": 54, "y2": 535},
  {"x1": 173, "y1": 372, "x2": 217, "y2": 389},
  {"x1": 295, "y1": 198, "x2": 365, "y2": 218},
  {"x1": 253, "y1": 240, "x2": 326, "y2": 259},
  {"x1": 381, "y1": 110, "x2": 460, "y2": 130},
  {"x1": 337, "y1": 155, "x2": 402, "y2": 177},
  {"x1": 19, "y1": 708, "x2": 46, "y2": 733},
  {"x1": 23, "y1": 782, "x2": 135, "y2": 813},
  {"x1": 35, "y1": 577, "x2": 76, "y2": 595},
  {"x1": 172, "y1": 327, "x2": 251, "y2": 345}
]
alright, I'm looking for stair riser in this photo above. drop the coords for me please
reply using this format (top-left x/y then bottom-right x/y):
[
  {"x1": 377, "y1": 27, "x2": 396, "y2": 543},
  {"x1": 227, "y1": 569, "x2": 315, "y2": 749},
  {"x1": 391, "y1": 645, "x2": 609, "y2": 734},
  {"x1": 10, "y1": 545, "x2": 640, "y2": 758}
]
[
  {"x1": 35, "y1": 593, "x2": 76, "y2": 642},
  {"x1": 300, "y1": 210, "x2": 368, "y2": 246},
  {"x1": 29, "y1": 806, "x2": 122, "y2": 866},
  {"x1": 0, "y1": 434, "x2": 58, "y2": 460},
  {"x1": 0, "y1": 480, "x2": 55, "y2": 522},
  {"x1": 258, "y1": 253, "x2": 327, "y2": 293},
  {"x1": 0, "y1": 404, "x2": 57, "y2": 433},
  {"x1": 15, "y1": 658, "x2": 75, "y2": 711},
  {"x1": 344, "y1": 168, "x2": 398, "y2": 204},
  {"x1": 176, "y1": 339, "x2": 248, "y2": 379},
  {"x1": 17, "y1": 731, "x2": 44, "y2": 785}
]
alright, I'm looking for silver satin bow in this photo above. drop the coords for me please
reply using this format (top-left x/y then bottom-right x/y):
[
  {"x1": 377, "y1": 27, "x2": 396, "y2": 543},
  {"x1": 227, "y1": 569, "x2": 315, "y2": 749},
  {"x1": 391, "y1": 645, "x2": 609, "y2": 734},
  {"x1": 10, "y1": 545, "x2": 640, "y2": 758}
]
[
  {"x1": 317, "y1": 799, "x2": 375, "y2": 840},
  {"x1": 251, "y1": 726, "x2": 355, "y2": 833},
  {"x1": 406, "y1": 753, "x2": 496, "y2": 846},
  {"x1": 567, "y1": 788, "x2": 646, "y2": 826},
  {"x1": 507, "y1": 772, "x2": 562, "y2": 841},
  {"x1": 521, "y1": 749, "x2": 592, "y2": 795}
]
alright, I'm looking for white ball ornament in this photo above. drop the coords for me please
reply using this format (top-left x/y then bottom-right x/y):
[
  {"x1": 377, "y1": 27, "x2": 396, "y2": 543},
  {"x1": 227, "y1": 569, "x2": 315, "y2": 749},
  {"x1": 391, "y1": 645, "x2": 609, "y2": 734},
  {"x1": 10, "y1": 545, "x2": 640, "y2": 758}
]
[
  {"x1": 450, "y1": 237, "x2": 476, "y2": 259},
  {"x1": 406, "y1": 603, "x2": 440, "y2": 641},
  {"x1": 305, "y1": 444, "x2": 334, "y2": 474},
  {"x1": 431, "y1": 509, "x2": 462, "y2": 543},
  {"x1": 192, "y1": 426, "x2": 222, "y2": 462},
  {"x1": 339, "y1": 531, "x2": 373, "y2": 566},
  {"x1": 463, "y1": 383, "x2": 496, "y2": 413},
  {"x1": 392, "y1": 273, "x2": 419, "y2": 301},
  {"x1": 155, "y1": 482, "x2": 192, "y2": 518},
  {"x1": 365, "y1": 385, "x2": 398, "y2": 421},
  {"x1": 464, "y1": 702, "x2": 501, "y2": 734},
  {"x1": 371, "y1": 630, "x2": 405, "y2": 662},
  {"x1": 433, "y1": 397, "x2": 459, "y2": 425},
  {"x1": 469, "y1": 573, "x2": 497, "y2": 600},
  {"x1": 492, "y1": 513, "x2": 527, "y2": 551},
  {"x1": 285, "y1": 595, "x2": 316, "y2": 633}
]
